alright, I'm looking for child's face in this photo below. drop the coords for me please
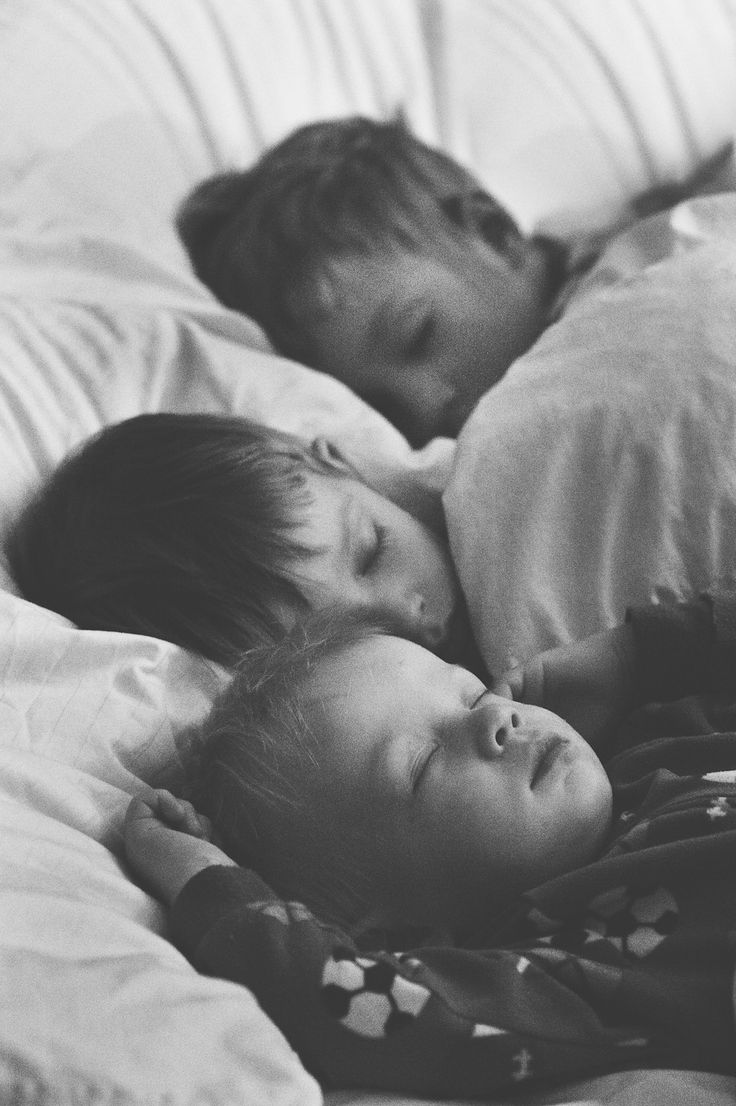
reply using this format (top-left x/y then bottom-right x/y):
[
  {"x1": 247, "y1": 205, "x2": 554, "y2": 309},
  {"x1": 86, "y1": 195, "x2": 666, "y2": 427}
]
[
  {"x1": 304, "y1": 634, "x2": 612, "y2": 933},
  {"x1": 288, "y1": 469, "x2": 469, "y2": 661},
  {"x1": 306, "y1": 232, "x2": 554, "y2": 445}
]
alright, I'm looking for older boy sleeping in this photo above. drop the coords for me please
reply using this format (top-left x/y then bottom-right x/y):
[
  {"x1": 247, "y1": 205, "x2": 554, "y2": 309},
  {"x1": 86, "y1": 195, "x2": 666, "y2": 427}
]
[
  {"x1": 13, "y1": 144, "x2": 736, "y2": 684},
  {"x1": 177, "y1": 116, "x2": 732, "y2": 446},
  {"x1": 125, "y1": 591, "x2": 736, "y2": 1098}
]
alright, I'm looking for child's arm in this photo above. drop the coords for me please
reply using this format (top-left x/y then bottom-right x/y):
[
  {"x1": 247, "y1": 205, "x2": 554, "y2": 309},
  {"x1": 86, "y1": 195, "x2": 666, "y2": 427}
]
[
  {"x1": 629, "y1": 140, "x2": 734, "y2": 220},
  {"x1": 123, "y1": 793, "x2": 646, "y2": 1095},
  {"x1": 492, "y1": 591, "x2": 736, "y2": 750},
  {"x1": 124, "y1": 790, "x2": 237, "y2": 906}
]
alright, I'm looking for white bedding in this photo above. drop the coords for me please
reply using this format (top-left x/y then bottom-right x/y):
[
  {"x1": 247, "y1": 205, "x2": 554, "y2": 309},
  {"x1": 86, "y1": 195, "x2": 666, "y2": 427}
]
[
  {"x1": 445, "y1": 194, "x2": 736, "y2": 674},
  {"x1": 2, "y1": 1, "x2": 736, "y2": 1104}
]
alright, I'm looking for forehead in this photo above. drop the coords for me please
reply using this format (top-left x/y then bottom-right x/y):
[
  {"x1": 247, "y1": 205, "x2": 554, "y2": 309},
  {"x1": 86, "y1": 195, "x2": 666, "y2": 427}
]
[
  {"x1": 301, "y1": 633, "x2": 447, "y2": 797},
  {"x1": 312, "y1": 632, "x2": 441, "y2": 689},
  {"x1": 308, "y1": 247, "x2": 413, "y2": 316},
  {"x1": 303, "y1": 634, "x2": 445, "y2": 741}
]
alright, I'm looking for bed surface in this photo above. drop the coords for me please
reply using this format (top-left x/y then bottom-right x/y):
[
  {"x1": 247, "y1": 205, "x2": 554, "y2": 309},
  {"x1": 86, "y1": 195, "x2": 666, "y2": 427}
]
[{"x1": 2, "y1": 2, "x2": 736, "y2": 1103}]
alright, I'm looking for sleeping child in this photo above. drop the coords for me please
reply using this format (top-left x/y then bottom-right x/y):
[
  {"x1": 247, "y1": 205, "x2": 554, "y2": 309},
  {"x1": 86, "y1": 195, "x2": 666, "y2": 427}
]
[
  {"x1": 177, "y1": 115, "x2": 733, "y2": 445},
  {"x1": 6, "y1": 411, "x2": 482, "y2": 673},
  {"x1": 124, "y1": 591, "x2": 736, "y2": 1097}
]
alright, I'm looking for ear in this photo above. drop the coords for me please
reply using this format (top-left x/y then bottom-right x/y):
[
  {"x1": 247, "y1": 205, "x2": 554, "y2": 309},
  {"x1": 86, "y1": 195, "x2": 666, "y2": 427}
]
[{"x1": 310, "y1": 436, "x2": 357, "y2": 476}]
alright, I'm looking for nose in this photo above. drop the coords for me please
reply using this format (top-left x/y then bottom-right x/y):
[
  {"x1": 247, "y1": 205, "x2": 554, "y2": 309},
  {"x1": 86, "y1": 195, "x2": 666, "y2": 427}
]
[
  {"x1": 470, "y1": 699, "x2": 521, "y2": 760},
  {"x1": 386, "y1": 370, "x2": 457, "y2": 447}
]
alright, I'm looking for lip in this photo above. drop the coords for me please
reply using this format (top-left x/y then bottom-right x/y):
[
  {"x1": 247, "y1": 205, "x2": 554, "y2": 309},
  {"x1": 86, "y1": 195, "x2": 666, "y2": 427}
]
[{"x1": 530, "y1": 737, "x2": 564, "y2": 789}]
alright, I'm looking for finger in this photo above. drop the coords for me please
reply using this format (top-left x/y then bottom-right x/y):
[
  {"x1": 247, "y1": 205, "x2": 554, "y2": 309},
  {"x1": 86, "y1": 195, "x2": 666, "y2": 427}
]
[
  {"x1": 152, "y1": 789, "x2": 177, "y2": 811},
  {"x1": 178, "y1": 802, "x2": 209, "y2": 838},
  {"x1": 490, "y1": 666, "x2": 526, "y2": 701},
  {"x1": 517, "y1": 658, "x2": 546, "y2": 705},
  {"x1": 152, "y1": 790, "x2": 211, "y2": 839},
  {"x1": 155, "y1": 790, "x2": 193, "y2": 826},
  {"x1": 124, "y1": 794, "x2": 157, "y2": 830},
  {"x1": 489, "y1": 678, "x2": 515, "y2": 701}
]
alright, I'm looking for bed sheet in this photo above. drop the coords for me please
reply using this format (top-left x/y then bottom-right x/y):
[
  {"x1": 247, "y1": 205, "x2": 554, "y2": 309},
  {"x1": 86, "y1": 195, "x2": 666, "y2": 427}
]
[{"x1": 1, "y1": 1, "x2": 736, "y2": 1104}]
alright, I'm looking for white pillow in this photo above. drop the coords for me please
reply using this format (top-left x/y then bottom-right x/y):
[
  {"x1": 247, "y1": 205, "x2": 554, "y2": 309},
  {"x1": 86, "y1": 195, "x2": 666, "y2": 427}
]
[
  {"x1": 0, "y1": 3, "x2": 446, "y2": 1102},
  {"x1": 427, "y1": 0, "x2": 736, "y2": 235},
  {"x1": 445, "y1": 195, "x2": 736, "y2": 675},
  {"x1": 0, "y1": 0, "x2": 437, "y2": 215},
  {"x1": 0, "y1": 589, "x2": 325, "y2": 1103}
]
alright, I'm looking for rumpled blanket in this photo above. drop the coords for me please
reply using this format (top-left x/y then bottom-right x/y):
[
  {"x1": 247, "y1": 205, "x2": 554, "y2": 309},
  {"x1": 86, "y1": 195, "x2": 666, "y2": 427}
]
[{"x1": 445, "y1": 194, "x2": 736, "y2": 675}]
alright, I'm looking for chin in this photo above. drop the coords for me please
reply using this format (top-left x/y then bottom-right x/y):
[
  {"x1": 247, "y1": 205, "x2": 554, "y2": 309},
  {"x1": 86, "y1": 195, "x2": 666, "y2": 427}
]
[
  {"x1": 553, "y1": 743, "x2": 612, "y2": 853},
  {"x1": 573, "y1": 771, "x2": 613, "y2": 856}
]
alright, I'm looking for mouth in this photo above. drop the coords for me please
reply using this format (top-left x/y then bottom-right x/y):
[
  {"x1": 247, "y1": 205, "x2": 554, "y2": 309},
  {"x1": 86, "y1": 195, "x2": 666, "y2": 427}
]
[{"x1": 530, "y1": 737, "x2": 564, "y2": 789}]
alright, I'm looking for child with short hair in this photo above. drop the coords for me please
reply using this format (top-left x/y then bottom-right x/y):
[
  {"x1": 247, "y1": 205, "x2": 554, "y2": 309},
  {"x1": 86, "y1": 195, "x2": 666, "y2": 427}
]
[
  {"x1": 7, "y1": 412, "x2": 477, "y2": 670},
  {"x1": 125, "y1": 592, "x2": 736, "y2": 1097},
  {"x1": 177, "y1": 115, "x2": 732, "y2": 445}
]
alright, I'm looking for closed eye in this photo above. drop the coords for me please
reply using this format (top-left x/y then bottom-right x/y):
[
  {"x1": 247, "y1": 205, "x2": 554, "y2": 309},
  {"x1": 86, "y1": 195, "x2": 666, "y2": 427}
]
[
  {"x1": 471, "y1": 688, "x2": 489, "y2": 709},
  {"x1": 404, "y1": 314, "x2": 435, "y2": 362},
  {"x1": 411, "y1": 743, "x2": 439, "y2": 792},
  {"x1": 478, "y1": 209, "x2": 521, "y2": 255},
  {"x1": 358, "y1": 523, "x2": 387, "y2": 576}
]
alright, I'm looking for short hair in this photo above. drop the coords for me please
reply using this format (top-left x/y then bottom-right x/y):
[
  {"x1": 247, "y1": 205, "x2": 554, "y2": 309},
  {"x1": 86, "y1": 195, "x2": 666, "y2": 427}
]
[
  {"x1": 6, "y1": 413, "x2": 330, "y2": 666},
  {"x1": 177, "y1": 115, "x2": 510, "y2": 367},
  {"x1": 188, "y1": 609, "x2": 397, "y2": 932}
]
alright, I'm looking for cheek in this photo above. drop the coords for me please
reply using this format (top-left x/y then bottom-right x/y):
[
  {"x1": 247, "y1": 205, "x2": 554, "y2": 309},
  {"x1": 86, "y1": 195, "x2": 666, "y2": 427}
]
[
  {"x1": 563, "y1": 755, "x2": 613, "y2": 847},
  {"x1": 441, "y1": 317, "x2": 517, "y2": 415},
  {"x1": 403, "y1": 527, "x2": 457, "y2": 599},
  {"x1": 462, "y1": 276, "x2": 546, "y2": 371},
  {"x1": 428, "y1": 778, "x2": 503, "y2": 869}
]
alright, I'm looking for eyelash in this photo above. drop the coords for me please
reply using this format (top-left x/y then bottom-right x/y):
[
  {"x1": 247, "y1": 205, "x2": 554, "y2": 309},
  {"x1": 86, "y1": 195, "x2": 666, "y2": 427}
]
[
  {"x1": 471, "y1": 688, "x2": 488, "y2": 709},
  {"x1": 410, "y1": 688, "x2": 485, "y2": 793},
  {"x1": 360, "y1": 523, "x2": 387, "y2": 575},
  {"x1": 411, "y1": 743, "x2": 439, "y2": 792}
]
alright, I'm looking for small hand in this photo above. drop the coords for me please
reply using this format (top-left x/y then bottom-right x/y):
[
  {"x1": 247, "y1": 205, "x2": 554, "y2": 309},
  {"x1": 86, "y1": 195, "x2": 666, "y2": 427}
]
[
  {"x1": 490, "y1": 655, "x2": 545, "y2": 706},
  {"x1": 124, "y1": 789, "x2": 236, "y2": 906},
  {"x1": 490, "y1": 624, "x2": 638, "y2": 750}
]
